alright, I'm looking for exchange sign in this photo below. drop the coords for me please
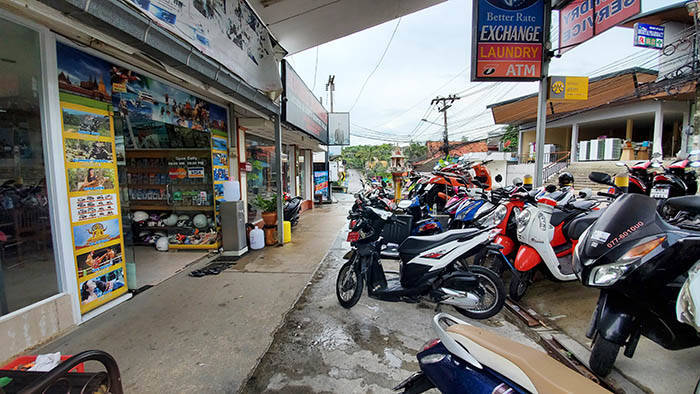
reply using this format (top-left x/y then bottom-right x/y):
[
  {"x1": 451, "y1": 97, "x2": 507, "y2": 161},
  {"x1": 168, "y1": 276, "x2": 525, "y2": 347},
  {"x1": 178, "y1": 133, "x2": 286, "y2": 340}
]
[
  {"x1": 634, "y1": 23, "x2": 664, "y2": 49},
  {"x1": 471, "y1": 0, "x2": 545, "y2": 81},
  {"x1": 547, "y1": 76, "x2": 589, "y2": 100}
]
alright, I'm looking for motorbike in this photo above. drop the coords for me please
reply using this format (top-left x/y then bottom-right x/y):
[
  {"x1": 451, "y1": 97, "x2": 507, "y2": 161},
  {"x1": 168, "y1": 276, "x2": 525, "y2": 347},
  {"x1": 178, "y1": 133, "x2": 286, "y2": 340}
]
[
  {"x1": 336, "y1": 206, "x2": 507, "y2": 319},
  {"x1": 509, "y1": 185, "x2": 601, "y2": 300},
  {"x1": 573, "y1": 193, "x2": 700, "y2": 376},
  {"x1": 395, "y1": 313, "x2": 610, "y2": 394},
  {"x1": 649, "y1": 157, "x2": 700, "y2": 200},
  {"x1": 612, "y1": 160, "x2": 657, "y2": 194},
  {"x1": 283, "y1": 193, "x2": 303, "y2": 226}
]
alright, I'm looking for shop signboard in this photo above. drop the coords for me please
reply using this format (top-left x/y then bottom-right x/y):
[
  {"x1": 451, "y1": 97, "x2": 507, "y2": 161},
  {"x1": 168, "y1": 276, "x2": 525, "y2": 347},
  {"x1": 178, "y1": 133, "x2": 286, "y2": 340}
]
[
  {"x1": 559, "y1": 0, "x2": 641, "y2": 53},
  {"x1": 328, "y1": 112, "x2": 350, "y2": 145},
  {"x1": 282, "y1": 60, "x2": 329, "y2": 144},
  {"x1": 314, "y1": 171, "x2": 329, "y2": 198},
  {"x1": 634, "y1": 23, "x2": 664, "y2": 49},
  {"x1": 471, "y1": 0, "x2": 545, "y2": 81},
  {"x1": 547, "y1": 76, "x2": 589, "y2": 100},
  {"x1": 124, "y1": 0, "x2": 282, "y2": 93}
]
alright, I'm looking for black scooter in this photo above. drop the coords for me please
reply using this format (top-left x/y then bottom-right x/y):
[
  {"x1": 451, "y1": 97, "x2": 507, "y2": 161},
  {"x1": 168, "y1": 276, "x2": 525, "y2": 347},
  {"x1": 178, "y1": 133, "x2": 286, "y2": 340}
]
[
  {"x1": 283, "y1": 194, "x2": 302, "y2": 226},
  {"x1": 573, "y1": 193, "x2": 700, "y2": 376},
  {"x1": 337, "y1": 206, "x2": 506, "y2": 320}
]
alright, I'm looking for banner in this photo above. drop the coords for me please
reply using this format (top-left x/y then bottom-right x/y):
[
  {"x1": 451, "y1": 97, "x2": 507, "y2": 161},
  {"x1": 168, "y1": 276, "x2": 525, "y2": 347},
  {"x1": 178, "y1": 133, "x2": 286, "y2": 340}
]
[
  {"x1": 328, "y1": 112, "x2": 350, "y2": 145},
  {"x1": 125, "y1": 0, "x2": 282, "y2": 93},
  {"x1": 471, "y1": 0, "x2": 545, "y2": 81},
  {"x1": 559, "y1": 0, "x2": 641, "y2": 52},
  {"x1": 634, "y1": 23, "x2": 664, "y2": 49},
  {"x1": 282, "y1": 61, "x2": 329, "y2": 144},
  {"x1": 314, "y1": 171, "x2": 329, "y2": 198},
  {"x1": 59, "y1": 96, "x2": 128, "y2": 314}
]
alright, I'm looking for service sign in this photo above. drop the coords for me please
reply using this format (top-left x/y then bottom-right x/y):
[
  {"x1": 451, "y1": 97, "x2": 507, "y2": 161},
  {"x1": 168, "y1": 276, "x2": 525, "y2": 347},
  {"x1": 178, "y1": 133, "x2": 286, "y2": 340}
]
[
  {"x1": 282, "y1": 60, "x2": 329, "y2": 144},
  {"x1": 548, "y1": 76, "x2": 589, "y2": 100},
  {"x1": 471, "y1": 0, "x2": 545, "y2": 81},
  {"x1": 634, "y1": 23, "x2": 664, "y2": 49},
  {"x1": 559, "y1": 0, "x2": 641, "y2": 53}
]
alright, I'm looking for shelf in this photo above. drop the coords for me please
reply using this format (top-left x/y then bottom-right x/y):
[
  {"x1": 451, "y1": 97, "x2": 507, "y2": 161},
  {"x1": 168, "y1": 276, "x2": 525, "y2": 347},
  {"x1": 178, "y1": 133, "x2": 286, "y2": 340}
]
[
  {"x1": 169, "y1": 243, "x2": 219, "y2": 250},
  {"x1": 128, "y1": 204, "x2": 213, "y2": 211},
  {"x1": 133, "y1": 225, "x2": 213, "y2": 231},
  {"x1": 128, "y1": 184, "x2": 167, "y2": 188}
]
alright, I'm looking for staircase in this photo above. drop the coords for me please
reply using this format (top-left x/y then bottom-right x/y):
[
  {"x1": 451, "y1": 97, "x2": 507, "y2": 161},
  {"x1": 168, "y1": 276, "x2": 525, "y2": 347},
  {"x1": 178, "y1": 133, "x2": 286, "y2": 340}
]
[{"x1": 549, "y1": 161, "x2": 625, "y2": 192}]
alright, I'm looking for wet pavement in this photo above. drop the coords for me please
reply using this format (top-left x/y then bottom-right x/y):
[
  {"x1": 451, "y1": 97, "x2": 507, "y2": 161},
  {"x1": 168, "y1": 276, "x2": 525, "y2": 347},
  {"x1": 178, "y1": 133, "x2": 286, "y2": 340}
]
[
  {"x1": 520, "y1": 279, "x2": 700, "y2": 393},
  {"x1": 241, "y1": 227, "x2": 541, "y2": 394}
]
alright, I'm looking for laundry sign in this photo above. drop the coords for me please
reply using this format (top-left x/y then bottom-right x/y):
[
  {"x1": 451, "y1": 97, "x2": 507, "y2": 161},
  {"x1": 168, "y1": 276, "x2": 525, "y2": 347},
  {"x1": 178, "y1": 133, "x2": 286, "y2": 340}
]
[{"x1": 471, "y1": 0, "x2": 545, "y2": 81}]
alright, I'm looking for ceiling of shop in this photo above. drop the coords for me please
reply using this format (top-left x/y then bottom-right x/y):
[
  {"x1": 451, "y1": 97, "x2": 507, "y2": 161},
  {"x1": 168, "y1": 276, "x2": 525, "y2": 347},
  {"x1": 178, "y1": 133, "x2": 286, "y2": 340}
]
[
  {"x1": 247, "y1": 0, "x2": 445, "y2": 54},
  {"x1": 238, "y1": 118, "x2": 323, "y2": 151}
]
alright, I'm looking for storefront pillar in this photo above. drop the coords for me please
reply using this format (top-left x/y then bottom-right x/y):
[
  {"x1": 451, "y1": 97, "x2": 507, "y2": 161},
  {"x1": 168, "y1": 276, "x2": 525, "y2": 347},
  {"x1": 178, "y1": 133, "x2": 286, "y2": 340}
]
[
  {"x1": 653, "y1": 103, "x2": 664, "y2": 157},
  {"x1": 681, "y1": 109, "x2": 691, "y2": 154},
  {"x1": 626, "y1": 119, "x2": 634, "y2": 140},
  {"x1": 517, "y1": 129, "x2": 523, "y2": 163},
  {"x1": 288, "y1": 145, "x2": 297, "y2": 196},
  {"x1": 274, "y1": 114, "x2": 284, "y2": 245},
  {"x1": 570, "y1": 123, "x2": 579, "y2": 162},
  {"x1": 304, "y1": 150, "x2": 313, "y2": 202}
]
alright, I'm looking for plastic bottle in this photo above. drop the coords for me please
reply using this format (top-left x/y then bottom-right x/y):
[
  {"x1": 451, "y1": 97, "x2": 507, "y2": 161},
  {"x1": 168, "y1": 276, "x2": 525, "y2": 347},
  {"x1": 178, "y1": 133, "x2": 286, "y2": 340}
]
[{"x1": 250, "y1": 227, "x2": 265, "y2": 250}]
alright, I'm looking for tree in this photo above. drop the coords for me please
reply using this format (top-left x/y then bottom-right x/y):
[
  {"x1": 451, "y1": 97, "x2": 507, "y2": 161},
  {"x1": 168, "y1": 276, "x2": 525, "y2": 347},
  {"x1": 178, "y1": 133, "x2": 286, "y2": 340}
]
[
  {"x1": 340, "y1": 144, "x2": 393, "y2": 169},
  {"x1": 500, "y1": 124, "x2": 518, "y2": 152},
  {"x1": 403, "y1": 141, "x2": 428, "y2": 163}
]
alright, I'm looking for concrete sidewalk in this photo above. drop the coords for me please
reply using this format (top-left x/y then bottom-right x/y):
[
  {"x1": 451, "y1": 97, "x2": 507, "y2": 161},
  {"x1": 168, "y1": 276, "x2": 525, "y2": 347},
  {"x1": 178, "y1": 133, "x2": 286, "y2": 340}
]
[{"x1": 36, "y1": 202, "x2": 349, "y2": 393}]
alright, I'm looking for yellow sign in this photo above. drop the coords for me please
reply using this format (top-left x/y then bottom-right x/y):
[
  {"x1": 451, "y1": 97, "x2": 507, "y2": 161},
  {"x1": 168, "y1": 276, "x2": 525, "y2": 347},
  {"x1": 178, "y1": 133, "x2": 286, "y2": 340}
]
[{"x1": 548, "y1": 76, "x2": 589, "y2": 101}]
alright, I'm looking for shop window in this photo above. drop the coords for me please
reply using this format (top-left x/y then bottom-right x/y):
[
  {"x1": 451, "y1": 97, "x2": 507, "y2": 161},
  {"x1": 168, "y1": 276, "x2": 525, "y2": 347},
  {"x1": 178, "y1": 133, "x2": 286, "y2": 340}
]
[
  {"x1": 298, "y1": 153, "x2": 305, "y2": 198},
  {"x1": 0, "y1": 17, "x2": 58, "y2": 315},
  {"x1": 245, "y1": 135, "x2": 277, "y2": 222}
]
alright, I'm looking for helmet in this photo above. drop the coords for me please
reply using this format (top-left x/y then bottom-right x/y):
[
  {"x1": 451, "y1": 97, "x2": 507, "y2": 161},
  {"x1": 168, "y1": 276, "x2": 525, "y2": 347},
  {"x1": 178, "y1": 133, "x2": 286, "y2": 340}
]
[
  {"x1": 164, "y1": 214, "x2": 178, "y2": 227},
  {"x1": 133, "y1": 211, "x2": 149, "y2": 223},
  {"x1": 558, "y1": 172, "x2": 574, "y2": 187},
  {"x1": 193, "y1": 214, "x2": 208, "y2": 229},
  {"x1": 156, "y1": 236, "x2": 169, "y2": 251}
]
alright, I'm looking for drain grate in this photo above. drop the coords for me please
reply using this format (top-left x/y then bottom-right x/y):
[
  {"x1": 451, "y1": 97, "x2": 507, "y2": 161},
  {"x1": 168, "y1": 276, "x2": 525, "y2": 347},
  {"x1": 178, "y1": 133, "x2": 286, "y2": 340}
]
[{"x1": 189, "y1": 260, "x2": 237, "y2": 277}]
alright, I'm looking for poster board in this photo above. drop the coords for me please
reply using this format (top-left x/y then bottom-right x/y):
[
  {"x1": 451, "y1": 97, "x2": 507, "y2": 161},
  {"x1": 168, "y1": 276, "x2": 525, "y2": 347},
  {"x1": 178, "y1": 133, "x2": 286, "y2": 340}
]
[
  {"x1": 328, "y1": 112, "x2": 350, "y2": 145},
  {"x1": 211, "y1": 129, "x2": 229, "y2": 233},
  {"x1": 59, "y1": 94, "x2": 128, "y2": 314}
]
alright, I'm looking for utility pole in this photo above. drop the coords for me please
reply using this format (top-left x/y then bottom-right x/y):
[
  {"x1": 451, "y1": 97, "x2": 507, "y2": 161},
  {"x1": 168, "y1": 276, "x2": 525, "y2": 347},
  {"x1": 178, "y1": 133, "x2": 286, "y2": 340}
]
[
  {"x1": 431, "y1": 94, "x2": 460, "y2": 158},
  {"x1": 534, "y1": 2, "x2": 552, "y2": 187},
  {"x1": 324, "y1": 75, "x2": 335, "y2": 203}
]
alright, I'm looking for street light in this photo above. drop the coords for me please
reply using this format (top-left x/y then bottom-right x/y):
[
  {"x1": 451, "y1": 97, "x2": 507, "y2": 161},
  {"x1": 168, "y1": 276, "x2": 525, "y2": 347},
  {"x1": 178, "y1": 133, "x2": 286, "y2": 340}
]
[{"x1": 421, "y1": 118, "x2": 442, "y2": 126}]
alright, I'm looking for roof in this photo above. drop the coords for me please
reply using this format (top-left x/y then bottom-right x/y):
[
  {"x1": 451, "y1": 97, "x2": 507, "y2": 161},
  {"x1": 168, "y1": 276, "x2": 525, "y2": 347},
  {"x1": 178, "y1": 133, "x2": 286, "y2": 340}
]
[
  {"x1": 488, "y1": 68, "x2": 659, "y2": 125},
  {"x1": 620, "y1": 2, "x2": 692, "y2": 28}
]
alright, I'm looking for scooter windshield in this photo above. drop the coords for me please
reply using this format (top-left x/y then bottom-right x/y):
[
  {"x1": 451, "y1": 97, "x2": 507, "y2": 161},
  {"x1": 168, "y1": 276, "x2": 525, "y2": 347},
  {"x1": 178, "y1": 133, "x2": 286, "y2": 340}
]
[{"x1": 583, "y1": 194, "x2": 663, "y2": 258}]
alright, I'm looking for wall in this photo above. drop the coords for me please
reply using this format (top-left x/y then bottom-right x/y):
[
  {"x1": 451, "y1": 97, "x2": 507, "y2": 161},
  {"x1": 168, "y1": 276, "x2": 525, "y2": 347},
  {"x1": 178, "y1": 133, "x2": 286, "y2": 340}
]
[
  {"x1": 506, "y1": 163, "x2": 535, "y2": 185},
  {"x1": 0, "y1": 294, "x2": 75, "y2": 364}
]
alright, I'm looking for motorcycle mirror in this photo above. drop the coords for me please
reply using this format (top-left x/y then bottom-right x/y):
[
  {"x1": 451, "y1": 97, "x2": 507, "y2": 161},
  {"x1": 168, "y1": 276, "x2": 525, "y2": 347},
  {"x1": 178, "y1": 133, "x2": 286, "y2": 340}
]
[
  {"x1": 691, "y1": 161, "x2": 700, "y2": 168},
  {"x1": 495, "y1": 174, "x2": 503, "y2": 183},
  {"x1": 651, "y1": 162, "x2": 662, "y2": 168},
  {"x1": 652, "y1": 152, "x2": 662, "y2": 158},
  {"x1": 512, "y1": 177, "x2": 523, "y2": 186},
  {"x1": 588, "y1": 171, "x2": 613, "y2": 186},
  {"x1": 545, "y1": 184, "x2": 557, "y2": 193},
  {"x1": 690, "y1": 149, "x2": 700, "y2": 156},
  {"x1": 578, "y1": 188, "x2": 593, "y2": 199},
  {"x1": 615, "y1": 162, "x2": 626, "y2": 167}
]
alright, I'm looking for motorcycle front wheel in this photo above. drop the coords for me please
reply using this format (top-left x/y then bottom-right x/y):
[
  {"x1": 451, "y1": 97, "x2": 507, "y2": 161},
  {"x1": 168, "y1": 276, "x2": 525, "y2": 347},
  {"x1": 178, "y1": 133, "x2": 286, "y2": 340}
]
[
  {"x1": 453, "y1": 265, "x2": 505, "y2": 320},
  {"x1": 336, "y1": 259, "x2": 364, "y2": 308},
  {"x1": 589, "y1": 335, "x2": 620, "y2": 377},
  {"x1": 508, "y1": 270, "x2": 533, "y2": 301}
]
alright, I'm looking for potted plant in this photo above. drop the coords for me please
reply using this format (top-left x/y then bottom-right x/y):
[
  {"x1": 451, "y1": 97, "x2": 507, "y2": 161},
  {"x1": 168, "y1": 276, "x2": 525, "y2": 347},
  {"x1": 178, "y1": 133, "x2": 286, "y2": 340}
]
[{"x1": 254, "y1": 194, "x2": 278, "y2": 226}]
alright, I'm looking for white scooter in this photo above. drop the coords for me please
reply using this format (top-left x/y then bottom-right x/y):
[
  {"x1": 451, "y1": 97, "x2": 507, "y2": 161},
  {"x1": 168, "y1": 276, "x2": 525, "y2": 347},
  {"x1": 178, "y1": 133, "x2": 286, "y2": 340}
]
[
  {"x1": 510, "y1": 185, "x2": 599, "y2": 299},
  {"x1": 677, "y1": 260, "x2": 700, "y2": 393}
]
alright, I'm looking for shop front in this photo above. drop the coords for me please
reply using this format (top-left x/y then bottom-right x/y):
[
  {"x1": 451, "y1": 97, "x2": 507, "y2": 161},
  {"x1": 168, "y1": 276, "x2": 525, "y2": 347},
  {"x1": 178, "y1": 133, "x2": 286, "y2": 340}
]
[{"x1": 0, "y1": 1, "x2": 280, "y2": 362}]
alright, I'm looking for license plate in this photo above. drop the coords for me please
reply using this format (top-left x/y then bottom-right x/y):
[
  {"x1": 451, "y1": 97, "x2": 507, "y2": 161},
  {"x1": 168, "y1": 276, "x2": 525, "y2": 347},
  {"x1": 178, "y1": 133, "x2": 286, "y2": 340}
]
[
  {"x1": 650, "y1": 186, "x2": 669, "y2": 199},
  {"x1": 347, "y1": 232, "x2": 360, "y2": 242},
  {"x1": 425, "y1": 184, "x2": 433, "y2": 191}
]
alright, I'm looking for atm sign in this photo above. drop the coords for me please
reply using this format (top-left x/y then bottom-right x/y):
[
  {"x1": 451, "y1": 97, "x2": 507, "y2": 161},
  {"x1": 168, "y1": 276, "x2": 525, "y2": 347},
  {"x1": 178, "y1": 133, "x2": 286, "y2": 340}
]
[{"x1": 476, "y1": 43, "x2": 542, "y2": 78}]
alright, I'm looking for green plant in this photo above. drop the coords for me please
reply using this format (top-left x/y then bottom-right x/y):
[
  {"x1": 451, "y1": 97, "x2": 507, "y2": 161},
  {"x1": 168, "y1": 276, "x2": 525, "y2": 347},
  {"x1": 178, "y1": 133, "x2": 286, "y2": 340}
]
[
  {"x1": 500, "y1": 124, "x2": 518, "y2": 152},
  {"x1": 253, "y1": 194, "x2": 277, "y2": 213}
]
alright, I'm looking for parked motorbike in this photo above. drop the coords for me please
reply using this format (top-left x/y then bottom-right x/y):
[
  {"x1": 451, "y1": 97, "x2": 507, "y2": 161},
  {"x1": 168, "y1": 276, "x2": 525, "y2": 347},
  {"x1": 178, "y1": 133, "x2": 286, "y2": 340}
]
[
  {"x1": 649, "y1": 156, "x2": 700, "y2": 200},
  {"x1": 395, "y1": 313, "x2": 610, "y2": 394},
  {"x1": 612, "y1": 160, "x2": 657, "y2": 194},
  {"x1": 509, "y1": 184, "x2": 600, "y2": 300},
  {"x1": 283, "y1": 193, "x2": 303, "y2": 226},
  {"x1": 337, "y1": 206, "x2": 506, "y2": 319},
  {"x1": 573, "y1": 193, "x2": 700, "y2": 376}
]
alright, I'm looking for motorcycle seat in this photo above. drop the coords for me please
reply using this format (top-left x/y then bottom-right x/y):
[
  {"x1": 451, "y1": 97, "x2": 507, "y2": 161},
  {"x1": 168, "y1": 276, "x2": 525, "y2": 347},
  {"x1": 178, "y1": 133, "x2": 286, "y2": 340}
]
[
  {"x1": 550, "y1": 209, "x2": 577, "y2": 227},
  {"x1": 398, "y1": 229, "x2": 479, "y2": 262},
  {"x1": 446, "y1": 325, "x2": 610, "y2": 394},
  {"x1": 665, "y1": 195, "x2": 700, "y2": 215},
  {"x1": 565, "y1": 209, "x2": 603, "y2": 240},
  {"x1": 570, "y1": 199, "x2": 596, "y2": 210}
]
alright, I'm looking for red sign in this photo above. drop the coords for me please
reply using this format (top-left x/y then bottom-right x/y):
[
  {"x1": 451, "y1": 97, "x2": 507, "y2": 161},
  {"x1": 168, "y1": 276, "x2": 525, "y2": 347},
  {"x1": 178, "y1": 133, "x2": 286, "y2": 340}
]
[
  {"x1": 476, "y1": 43, "x2": 542, "y2": 78},
  {"x1": 559, "y1": 0, "x2": 641, "y2": 53}
]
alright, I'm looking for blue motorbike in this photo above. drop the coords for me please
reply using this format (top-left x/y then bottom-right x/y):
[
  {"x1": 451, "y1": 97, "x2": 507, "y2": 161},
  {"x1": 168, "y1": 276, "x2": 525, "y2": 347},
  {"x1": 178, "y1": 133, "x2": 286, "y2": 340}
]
[{"x1": 395, "y1": 313, "x2": 610, "y2": 394}]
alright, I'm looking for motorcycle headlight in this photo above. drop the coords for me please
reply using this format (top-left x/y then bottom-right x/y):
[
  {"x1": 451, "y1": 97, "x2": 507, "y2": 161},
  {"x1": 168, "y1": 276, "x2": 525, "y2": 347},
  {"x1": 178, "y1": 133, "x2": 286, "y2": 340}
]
[
  {"x1": 516, "y1": 209, "x2": 531, "y2": 232},
  {"x1": 588, "y1": 236, "x2": 666, "y2": 286},
  {"x1": 476, "y1": 204, "x2": 507, "y2": 227}
]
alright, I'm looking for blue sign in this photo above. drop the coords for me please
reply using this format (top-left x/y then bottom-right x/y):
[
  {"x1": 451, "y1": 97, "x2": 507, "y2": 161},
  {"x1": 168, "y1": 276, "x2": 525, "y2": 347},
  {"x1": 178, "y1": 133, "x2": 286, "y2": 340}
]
[
  {"x1": 634, "y1": 23, "x2": 664, "y2": 49},
  {"x1": 471, "y1": 0, "x2": 545, "y2": 81}
]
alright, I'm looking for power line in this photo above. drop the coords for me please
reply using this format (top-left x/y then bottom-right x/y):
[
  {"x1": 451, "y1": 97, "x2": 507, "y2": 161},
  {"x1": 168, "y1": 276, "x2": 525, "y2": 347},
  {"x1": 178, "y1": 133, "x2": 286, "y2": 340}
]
[
  {"x1": 311, "y1": 47, "x2": 319, "y2": 91},
  {"x1": 349, "y1": 17, "x2": 402, "y2": 112}
]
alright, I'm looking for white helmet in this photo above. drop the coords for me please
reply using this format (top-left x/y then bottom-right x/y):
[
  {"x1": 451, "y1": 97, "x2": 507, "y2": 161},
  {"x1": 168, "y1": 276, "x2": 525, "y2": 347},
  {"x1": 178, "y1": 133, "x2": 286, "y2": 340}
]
[
  {"x1": 164, "y1": 214, "x2": 178, "y2": 227},
  {"x1": 193, "y1": 214, "x2": 208, "y2": 229},
  {"x1": 154, "y1": 231, "x2": 167, "y2": 239},
  {"x1": 156, "y1": 236, "x2": 169, "y2": 251},
  {"x1": 133, "y1": 211, "x2": 149, "y2": 222}
]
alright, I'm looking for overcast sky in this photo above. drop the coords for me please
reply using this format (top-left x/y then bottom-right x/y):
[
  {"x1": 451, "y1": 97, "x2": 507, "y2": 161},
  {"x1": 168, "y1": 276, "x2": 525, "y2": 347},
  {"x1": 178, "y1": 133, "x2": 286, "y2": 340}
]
[{"x1": 286, "y1": 0, "x2": 673, "y2": 145}]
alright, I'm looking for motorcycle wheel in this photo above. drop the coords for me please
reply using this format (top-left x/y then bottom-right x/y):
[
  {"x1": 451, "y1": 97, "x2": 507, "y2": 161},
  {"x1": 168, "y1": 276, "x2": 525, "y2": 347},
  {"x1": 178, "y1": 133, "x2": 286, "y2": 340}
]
[
  {"x1": 589, "y1": 335, "x2": 620, "y2": 377},
  {"x1": 508, "y1": 270, "x2": 533, "y2": 301},
  {"x1": 336, "y1": 259, "x2": 363, "y2": 308},
  {"x1": 453, "y1": 265, "x2": 505, "y2": 320}
]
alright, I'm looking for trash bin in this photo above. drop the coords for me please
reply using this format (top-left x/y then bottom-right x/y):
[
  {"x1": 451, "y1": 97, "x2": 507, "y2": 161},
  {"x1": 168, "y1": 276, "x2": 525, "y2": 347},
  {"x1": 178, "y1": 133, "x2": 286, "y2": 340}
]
[{"x1": 283, "y1": 221, "x2": 292, "y2": 243}]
